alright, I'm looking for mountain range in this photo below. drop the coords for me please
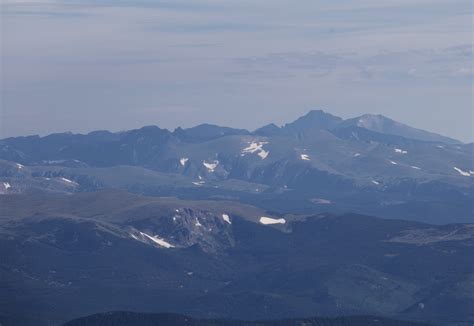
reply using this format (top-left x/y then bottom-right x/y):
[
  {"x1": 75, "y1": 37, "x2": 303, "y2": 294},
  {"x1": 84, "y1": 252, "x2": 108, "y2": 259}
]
[
  {"x1": 0, "y1": 110, "x2": 472, "y2": 224},
  {"x1": 0, "y1": 110, "x2": 473, "y2": 326}
]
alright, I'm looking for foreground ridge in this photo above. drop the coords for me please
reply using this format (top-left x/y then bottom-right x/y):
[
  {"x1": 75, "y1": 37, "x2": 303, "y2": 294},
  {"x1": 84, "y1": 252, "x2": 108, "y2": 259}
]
[{"x1": 63, "y1": 312, "x2": 432, "y2": 326}]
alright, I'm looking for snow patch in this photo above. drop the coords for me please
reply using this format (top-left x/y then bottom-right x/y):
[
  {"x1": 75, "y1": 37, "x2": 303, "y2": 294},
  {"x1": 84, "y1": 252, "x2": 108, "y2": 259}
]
[
  {"x1": 195, "y1": 218, "x2": 202, "y2": 227},
  {"x1": 242, "y1": 141, "x2": 267, "y2": 154},
  {"x1": 353, "y1": 153, "x2": 361, "y2": 157},
  {"x1": 259, "y1": 216, "x2": 286, "y2": 225},
  {"x1": 3, "y1": 182, "x2": 11, "y2": 190},
  {"x1": 16, "y1": 163, "x2": 24, "y2": 169},
  {"x1": 222, "y1": 214, "x2": 231, "y2": 224},
  {"x1": 242, "y1": 141, "x2": 269, "y2": 160},
  {"x1": 394, "y1": 148, "x2": 408, "y2": 154},
  {"x1": 453, "y1": 167, "x2": 471, "y2": 177},
  {"x1": 60, "y1": 177, "x2": 77, "y2": 185},
  {"x1": 140, "y1": 232, "x2": 174, "y2": 248},
  {"x1": 203, "y1": 160, "x2": 219, "y2": 172},
  {"x1": 180, "y1": 158, "x2": 189, "y2": 166},
  {"x1": 389, "y1": 160, "x2": 398, "y2": 165},
  {"x1": 192, "y1": 181, "x2": 206, "y2": 186},
  {"x1": 300, "y1": 154, "x2": 310, "y2": 161},
  {"x1": 311, "y1": 198, "x2": 331, "y2": 205},
  {"x1": 258, "y1": 150, "x2": 269, "y2": 160},
  {"x1": 411, "y1": 166, "x2": 421, "y2": 170},
  {"x1": 371, "y1": 180, "x2": 380, "y2": 185}
]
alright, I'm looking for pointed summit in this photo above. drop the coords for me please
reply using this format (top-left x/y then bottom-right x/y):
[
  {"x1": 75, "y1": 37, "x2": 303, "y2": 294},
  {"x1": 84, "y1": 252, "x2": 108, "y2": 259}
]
[{"x1": 283, "y1": 110, "x2": 343, "y2": 132}]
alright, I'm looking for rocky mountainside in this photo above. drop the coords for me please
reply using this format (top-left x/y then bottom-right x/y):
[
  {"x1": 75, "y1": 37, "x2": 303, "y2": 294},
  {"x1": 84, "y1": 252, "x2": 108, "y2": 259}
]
[
  {"x1": 0, "y1": 110, "x2": 472, "y2": 224},
  {"x1": 1, "y1": 191, "x2": 472, "y2": 326}
]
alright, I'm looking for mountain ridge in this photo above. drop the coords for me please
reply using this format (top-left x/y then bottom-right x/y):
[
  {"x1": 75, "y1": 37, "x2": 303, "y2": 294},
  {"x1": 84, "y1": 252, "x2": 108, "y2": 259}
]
[
  {"x1": 0, "y1": 109, "x2": 472, "y2": 224},
  {"x1": 1, "y1": 191, "x2": 472, "y2": 325},
  {"x1": 0, "y1": 109, "x2": 462, "y2": 144},
  {"x1": 62, "y1": 312, "x2": 432, "y2": 326}
]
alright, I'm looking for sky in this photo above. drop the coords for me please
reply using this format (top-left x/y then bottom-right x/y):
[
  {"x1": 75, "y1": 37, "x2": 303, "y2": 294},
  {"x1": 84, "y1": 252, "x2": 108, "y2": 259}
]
[{"x1": 1, "y1": 0, "x2": 473, "y2": 142}]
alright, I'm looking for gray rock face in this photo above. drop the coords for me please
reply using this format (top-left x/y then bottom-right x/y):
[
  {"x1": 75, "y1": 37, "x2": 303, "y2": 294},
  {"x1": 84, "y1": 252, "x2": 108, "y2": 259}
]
[{"x1": 129, "y1": 208, "x2": 235, "y2": 253}]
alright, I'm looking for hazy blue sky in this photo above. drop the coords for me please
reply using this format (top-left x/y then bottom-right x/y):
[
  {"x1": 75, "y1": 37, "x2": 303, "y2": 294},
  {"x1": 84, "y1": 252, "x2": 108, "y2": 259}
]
[{"x1": 1, "y1": 0, "x2": 473, "y2": 141}]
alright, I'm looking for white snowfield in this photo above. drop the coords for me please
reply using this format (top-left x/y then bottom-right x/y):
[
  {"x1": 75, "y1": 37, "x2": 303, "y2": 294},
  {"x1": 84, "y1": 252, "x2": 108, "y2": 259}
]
[
  {"x1": 242, "y1": 141, "x2": 270, "y2": 160},
  {"x1": 180, "y1": 158, "x2": 189, "y2": 166},
  {"x1": 389, "y1": 160, "x2": 398, "y2": 165},
  {"x1": 394, "y1": 148, "x2": 408, "y2": 154},
  {"x1": 192, "y1": 180, "x2": 206, "y2": 186},
  {"x1": 300, "y1": 154, "x2": 310, "y2": 161},
  {"x1": 258, "y1": 150, "x2": 269, "y2": 159},
  {"x1": 222, "y1": 214, "x2": 232, "y2": 224},
  {"x1": 203, "y1": 160, "x2": 219, "y2": 172},
  {"x1": 16, "y1": 163, "x2": 24, "y2": 169},
  {"x1": 60, "y1": 177, "x2": 77, "y2": 184},
  {"x1": 453, "y1": 167, "x2": 472, "y2": 177},
  {"x1": 411, "y1": 166, "x2": 421, "y2": 170},
  {"x1": 353, "y1": 153, "x2": 361, "y2": 157},
  {"x1": 259, "y1": 216, "x2": 286, "y2": 225},
  {"x1": 139, "y1": 232, "x2": 174, "y2": 248},
  {"x1": 371, "y1": 180, "x2": 380, "y2": 185},
  {"x1": 312, "y1": 198, "x2": 331, "y2": 204},
  {"x1": 3, "y1": 182, "x2": 11, "y2": 190}
]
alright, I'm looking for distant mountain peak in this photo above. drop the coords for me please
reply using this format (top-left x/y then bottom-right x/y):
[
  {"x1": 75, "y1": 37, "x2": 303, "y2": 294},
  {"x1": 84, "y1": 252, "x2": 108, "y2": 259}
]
[
  {"x1": 343, "y1": 114, "x2": 461, "y2": 144},
  {"x1": 301, "y1": 109, "x2": 341, "y2": 119},
  {"x1": 283, "y1": 109, "x2": 343, "y2": 132}
]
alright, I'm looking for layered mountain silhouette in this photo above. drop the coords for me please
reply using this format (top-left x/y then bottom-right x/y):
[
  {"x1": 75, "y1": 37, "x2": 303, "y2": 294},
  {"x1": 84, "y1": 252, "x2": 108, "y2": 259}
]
[
  {"x1": 0, "y1": 110, "x2": 473, "y2": 326},
  {"x1": 0, "y1": 110, "x2": 472, "y2": 223}
]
